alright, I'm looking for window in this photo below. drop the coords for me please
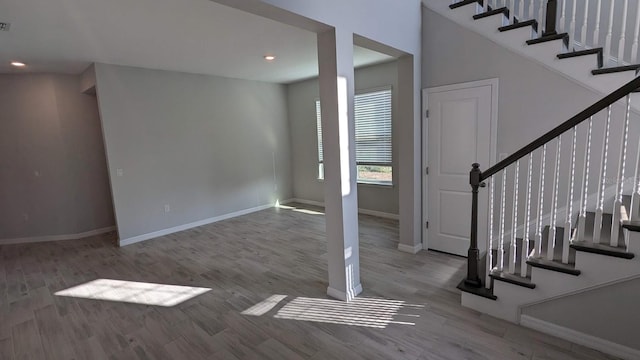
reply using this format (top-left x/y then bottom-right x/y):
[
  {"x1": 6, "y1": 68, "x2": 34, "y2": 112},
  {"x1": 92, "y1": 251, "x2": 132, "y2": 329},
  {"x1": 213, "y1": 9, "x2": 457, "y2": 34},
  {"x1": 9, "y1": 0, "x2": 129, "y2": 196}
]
[{"x1": 316, "y1": 88, "x2": 392, "y2": 185}]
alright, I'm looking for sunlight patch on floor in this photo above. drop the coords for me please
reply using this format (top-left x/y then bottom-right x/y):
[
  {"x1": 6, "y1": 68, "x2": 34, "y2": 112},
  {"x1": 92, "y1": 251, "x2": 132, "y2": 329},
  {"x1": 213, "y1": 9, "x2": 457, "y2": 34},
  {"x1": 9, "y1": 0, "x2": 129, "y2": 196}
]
[
  {"x1": 242, "y1": 295, "x2": 423, "y2": 329},
  {"x1": 55, "y1": 279, "x2": 211, "y2": 307}
]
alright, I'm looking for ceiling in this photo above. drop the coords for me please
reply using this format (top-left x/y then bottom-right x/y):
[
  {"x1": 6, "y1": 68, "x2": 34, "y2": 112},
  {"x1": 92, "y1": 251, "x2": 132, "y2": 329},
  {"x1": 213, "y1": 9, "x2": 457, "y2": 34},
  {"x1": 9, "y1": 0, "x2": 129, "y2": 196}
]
[{"x1": 0, "y1": 0, "x2": 393, "y2": 83}]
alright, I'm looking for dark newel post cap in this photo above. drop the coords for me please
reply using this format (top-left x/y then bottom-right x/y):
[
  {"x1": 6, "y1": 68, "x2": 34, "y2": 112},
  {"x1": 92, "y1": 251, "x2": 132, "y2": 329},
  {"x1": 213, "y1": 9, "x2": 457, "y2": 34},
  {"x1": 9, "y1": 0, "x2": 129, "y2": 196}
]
[{"x1": 470, "y1": 163, "x2": 481, "y2": 186}]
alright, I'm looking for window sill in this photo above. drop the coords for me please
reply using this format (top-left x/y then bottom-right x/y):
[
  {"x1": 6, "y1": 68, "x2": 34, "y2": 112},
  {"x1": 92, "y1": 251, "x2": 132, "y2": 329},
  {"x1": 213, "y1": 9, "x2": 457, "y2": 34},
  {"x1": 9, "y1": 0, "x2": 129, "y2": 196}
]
[{"x1": 317, "y1": 179, "x2": 393, "y2": 188}]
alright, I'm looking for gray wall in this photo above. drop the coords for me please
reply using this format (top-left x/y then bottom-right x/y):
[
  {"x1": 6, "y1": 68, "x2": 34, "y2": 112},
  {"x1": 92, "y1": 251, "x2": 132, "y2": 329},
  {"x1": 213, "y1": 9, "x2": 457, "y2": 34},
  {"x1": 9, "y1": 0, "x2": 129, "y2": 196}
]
[
  {"x1": 523, "y1": 277, "x2": 640, "y2": 351},
  {"x1": 94, "y1": 64, "x2": 293, "y2": 241},
  {"x1": 0, "y1": 74, "x2": 114, "y2": 239},
  {"x1": 287, "y1": 61, "x2": 399, "y2": 215}
]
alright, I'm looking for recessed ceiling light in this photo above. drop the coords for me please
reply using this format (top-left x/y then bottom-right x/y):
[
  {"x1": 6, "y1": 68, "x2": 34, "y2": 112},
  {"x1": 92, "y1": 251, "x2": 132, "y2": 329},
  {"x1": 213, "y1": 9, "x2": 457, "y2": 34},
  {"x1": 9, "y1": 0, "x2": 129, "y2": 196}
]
[
  {"x1": 11, "y1": 61, "x2": 26, "y2": 67},
  {"x1": 264, "y1": 55, "x2": 276, "y2": 61}
]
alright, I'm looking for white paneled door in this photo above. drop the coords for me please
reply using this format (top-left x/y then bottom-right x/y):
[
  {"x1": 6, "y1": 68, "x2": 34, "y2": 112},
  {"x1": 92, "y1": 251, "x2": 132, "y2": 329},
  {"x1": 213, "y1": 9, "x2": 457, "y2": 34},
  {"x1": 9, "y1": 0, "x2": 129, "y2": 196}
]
[{"x1": 425, "y1": 80, "x2": 496, "y2": 256}]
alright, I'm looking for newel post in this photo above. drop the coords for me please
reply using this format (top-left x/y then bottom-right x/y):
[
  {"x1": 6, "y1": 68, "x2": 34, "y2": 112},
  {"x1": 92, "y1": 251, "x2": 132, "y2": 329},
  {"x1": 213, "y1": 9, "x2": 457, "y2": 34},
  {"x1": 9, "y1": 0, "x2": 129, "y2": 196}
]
[
  {"x1": 544, "y1": 0, "x2": 559, "y2": 36},
  {"x1": 465, "y1": 163, "x2": 483, "y2": 288}
]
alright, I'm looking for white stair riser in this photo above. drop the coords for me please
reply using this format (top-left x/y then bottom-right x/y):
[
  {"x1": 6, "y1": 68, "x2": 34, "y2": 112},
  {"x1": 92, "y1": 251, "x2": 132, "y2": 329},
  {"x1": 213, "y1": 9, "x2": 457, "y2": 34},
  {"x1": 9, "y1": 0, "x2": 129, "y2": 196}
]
[
  {"x1": 472, "y1": 14, "x2": 506, "y2": 35},
  {"x1": 498, "y1": 26, "x2": 535, "y2": 47},
  {"x1": 520, "y1": 40, "x2": 567, "y2": 64},
  {"x1": 461, "y1": 292, "x2": 519, "y2": 322}
]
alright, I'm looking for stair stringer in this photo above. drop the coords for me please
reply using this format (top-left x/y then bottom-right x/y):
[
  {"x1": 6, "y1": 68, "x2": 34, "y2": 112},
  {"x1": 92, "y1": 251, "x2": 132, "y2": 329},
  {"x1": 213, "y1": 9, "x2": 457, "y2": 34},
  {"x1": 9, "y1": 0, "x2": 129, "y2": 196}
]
[
  {"x1": 422, "y1": 0, "x2": 640, "y2": 113},
  {"x1": 462, "y1": 229, "x2": 640, "y2": 323}
]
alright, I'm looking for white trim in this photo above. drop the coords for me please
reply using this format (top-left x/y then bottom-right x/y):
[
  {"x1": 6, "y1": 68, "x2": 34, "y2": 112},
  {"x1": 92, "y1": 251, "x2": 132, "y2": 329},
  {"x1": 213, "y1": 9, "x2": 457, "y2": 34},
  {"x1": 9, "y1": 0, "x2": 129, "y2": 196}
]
[
  {"x1": 520, "y1": 315, "x2": 640, "y2": 360},
  {"x1": 423, "y1": 78, "x2": 499, "y2": 253},
  {"x1": 287, "y1": 198, "x2": 399, "y2": 220},
  {"x1": 327, "y1": 284, "x2": 363, "y2": 301},
  {"x1": 0, "y1": 226, "x2": 116, "y2": 245},
  {"x1": 119, "y1": 203, "x2": 275, "y2": 247},
  {"x1": 398, "y1": 242, "x2": 424, "y2": 254}
]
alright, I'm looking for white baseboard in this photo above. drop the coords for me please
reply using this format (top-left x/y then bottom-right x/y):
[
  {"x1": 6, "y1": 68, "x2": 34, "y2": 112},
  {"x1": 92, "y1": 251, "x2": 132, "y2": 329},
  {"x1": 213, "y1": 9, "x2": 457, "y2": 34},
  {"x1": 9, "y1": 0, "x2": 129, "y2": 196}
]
[
  {"x1": 119, "y1": 203, "x2": 275, "y2": 247},
  {"x1": 520, "y1": 315, "x2": 640, "y2": 360},
  {"x1": 0, "y1": 226, "x2": 117, "y2": 245},
  {"x1": 327, "y1": 284, "x2": 363, "y2": 301},
  {"x1": 398, "y1": 242, "x2": 424, "y2": 254},
  {"x1": 287, "y1": 198, "x2": 399, "y2": 220}
]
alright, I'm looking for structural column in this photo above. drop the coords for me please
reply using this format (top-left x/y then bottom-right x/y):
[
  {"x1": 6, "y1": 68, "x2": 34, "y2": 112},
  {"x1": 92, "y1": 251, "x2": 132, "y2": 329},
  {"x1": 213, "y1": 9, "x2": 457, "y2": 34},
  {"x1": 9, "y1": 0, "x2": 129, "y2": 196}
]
[
  {"x1": 397, "y1": 54, "x2": 422, "y2": 254},
  {"x1": 317, "y1": 28, "x2": 362, "y2": 301}
]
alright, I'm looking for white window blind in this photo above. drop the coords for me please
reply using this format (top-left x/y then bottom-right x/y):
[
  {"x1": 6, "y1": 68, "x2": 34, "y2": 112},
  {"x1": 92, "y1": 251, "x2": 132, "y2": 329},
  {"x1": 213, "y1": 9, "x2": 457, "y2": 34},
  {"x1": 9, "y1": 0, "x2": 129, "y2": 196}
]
[{"x1": 316, "y1": 88, "x2": 392, "y2": 166}]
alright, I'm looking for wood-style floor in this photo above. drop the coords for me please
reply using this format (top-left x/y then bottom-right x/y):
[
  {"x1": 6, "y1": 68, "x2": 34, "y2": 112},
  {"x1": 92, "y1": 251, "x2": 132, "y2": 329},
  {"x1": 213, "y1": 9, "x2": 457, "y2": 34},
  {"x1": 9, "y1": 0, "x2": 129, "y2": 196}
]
[{"x1": 0, "y1": 203, "x2": 619, "y2": 360}]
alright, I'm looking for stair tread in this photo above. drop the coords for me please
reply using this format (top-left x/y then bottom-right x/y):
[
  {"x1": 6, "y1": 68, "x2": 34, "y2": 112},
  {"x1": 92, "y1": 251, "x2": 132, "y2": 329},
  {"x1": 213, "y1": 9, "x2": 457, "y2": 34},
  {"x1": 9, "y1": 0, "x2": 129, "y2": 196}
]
[
  {"x1": 499, "y1": 19, "x2": 537, "y2": 32},
  {"x1": 622, "y1": 220, "x2": 640, "y2": 231},
  {"x1": 570, "y1": 241, "x2": 634, "y2": 259},
  {"x1": 526, "y1": 33, "x2": 569, "y2": 46},
  {"x1": 457, "y1": 279, "x2": 497, "y2": 300},
  {"x1": 557, "y1": 48, "x2": 604, "y2": 68},
  {"x1": 473, "y1": 7, "x2": 509, "y2": 20},
  {"x1": 592, "y1": 64, "x2": 640, "y2": 75},
  {"x1": 526, "y1": 257, "x2": 580, "y2": 276},
  {"x1": 449, "y1": 0, "x2": 483, "y2": 10},
  {"x1": 490, "y1": 269, "x2": 536, "y2": 289}
]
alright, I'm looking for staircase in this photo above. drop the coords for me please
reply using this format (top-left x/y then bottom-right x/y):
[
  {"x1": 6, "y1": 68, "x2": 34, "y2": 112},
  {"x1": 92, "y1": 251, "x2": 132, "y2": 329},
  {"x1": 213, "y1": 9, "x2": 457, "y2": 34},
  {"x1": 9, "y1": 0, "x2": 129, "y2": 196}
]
[{"x1": 430, "y1": 1, "x2": 640, "y2": 359}]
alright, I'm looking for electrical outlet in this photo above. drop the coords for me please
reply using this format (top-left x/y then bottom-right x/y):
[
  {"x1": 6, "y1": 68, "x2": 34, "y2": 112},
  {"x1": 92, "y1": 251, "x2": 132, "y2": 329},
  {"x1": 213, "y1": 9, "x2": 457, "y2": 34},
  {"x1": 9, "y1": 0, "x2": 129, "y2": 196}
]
[
  {"x1": 34, "y1": 170, "x2": 41, "y2": 177},
  {"x1": 116, "y1": 169, "x2": 123, "y2": 177},
  {"x1": 164, "y1": 204, "x2": 170, "y2": 213},
  {"x1": 22, "y1": 213, "x2": 29, "y2": 222}
]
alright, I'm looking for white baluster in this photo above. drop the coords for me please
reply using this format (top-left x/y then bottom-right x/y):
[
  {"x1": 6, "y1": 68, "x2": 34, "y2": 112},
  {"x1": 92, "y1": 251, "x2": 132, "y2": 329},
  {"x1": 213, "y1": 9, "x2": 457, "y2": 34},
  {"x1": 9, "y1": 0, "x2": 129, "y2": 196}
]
[
  {"x1": 559, "y1": 0, "x2": 567, "y2": 33},
  {"x1": 498, "y1": 171, "x2": 508, "y2": 270},
  {"x1": 487, "y1": 176, "x2": 495, "y2": 288},
  {"x1": 529, "y1": 0, "x2": 535, "y2": 20},
  {"x1": 631, "y1": 130, "x2": 640, "y2": 223},
  {"x1": 581, "y1": 0, "x2": 590, "y2": 47},
  {"x1": 536, "y1": 145, "x2": 547, "y2": 257},
  {"x1": 568, "y1": 0, "x2": 577, "y2": 50},
  {"x1": 577, "y1": 117, "x2": 593, "y2": 242},
  {"x1": 611, "y1": 96, "x2": 632, "y2": 247},
  {"x1": 510, "y1": 161, "x2": 520, "y2": 274},
  {"x1": 619, "y1": 0, "x2": 630, "y2": 64},
  {"x1": 484, "y1": 0, "x2": 489, "y2": 14},
  {"x1": 522, "y1": 153, "x2": 534, "y2": 276},
  {"x1": 548, "y1": 136, "x2": 562, "y2": 261},
  {"x1": 519, "y1": 0, "x2": 525, "y2": 20},
  {"x1": 632, "y1": 1, "x2": 640, "y2": 63},
  {"x1": 593, "y1": 0, "x2": 603, "y2": 47},
  {"x1": 509, "y1": 0, "x2": 516, "y2": 24},
  {"x1": 563, "y1": 127, "x2": 577, "y2": 263},
  {"x1": 603, "y1": 0, "x2": 615, "y2": 66},
  {"x1": 539, "y1": 0, "x2": 546, "y2": 37},
  {"x1": 595, "y1": 106, "x2": 612, "y2": 244}
]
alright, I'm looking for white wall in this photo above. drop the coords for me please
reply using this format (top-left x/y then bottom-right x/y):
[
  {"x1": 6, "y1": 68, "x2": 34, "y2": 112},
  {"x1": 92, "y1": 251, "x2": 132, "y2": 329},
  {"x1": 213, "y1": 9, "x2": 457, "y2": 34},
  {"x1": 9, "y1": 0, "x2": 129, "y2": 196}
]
[
  {"x1": 94, "y1": 64, "x2": 293, "y2": 242},
  {"x1": 288, "y1": 61, "x2": 399, "y2": 215},
  {"x1": 0, "y1": 74, "x2": 114, "y2": 240}
]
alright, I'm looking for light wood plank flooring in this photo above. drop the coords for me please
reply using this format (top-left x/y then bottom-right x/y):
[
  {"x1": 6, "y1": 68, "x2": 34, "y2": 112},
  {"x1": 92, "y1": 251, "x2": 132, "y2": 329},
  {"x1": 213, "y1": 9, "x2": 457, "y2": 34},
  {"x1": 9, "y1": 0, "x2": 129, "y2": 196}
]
[{"x1": 0, "y1": 203, "x2": 619, "y2": 360}]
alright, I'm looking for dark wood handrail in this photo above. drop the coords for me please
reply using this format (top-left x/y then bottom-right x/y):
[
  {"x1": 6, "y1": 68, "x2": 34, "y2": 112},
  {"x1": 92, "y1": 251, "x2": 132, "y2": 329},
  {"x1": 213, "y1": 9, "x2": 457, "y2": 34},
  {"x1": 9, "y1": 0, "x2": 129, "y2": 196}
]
[{"x1": 481, "y1": 75, "x2": 640, "y2": 181}]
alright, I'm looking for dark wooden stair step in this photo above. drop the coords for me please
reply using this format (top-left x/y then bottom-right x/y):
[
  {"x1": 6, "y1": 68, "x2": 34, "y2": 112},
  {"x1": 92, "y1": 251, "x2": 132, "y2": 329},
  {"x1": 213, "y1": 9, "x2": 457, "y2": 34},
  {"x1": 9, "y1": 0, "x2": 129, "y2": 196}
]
[
  {"x1": 457, "y1": 279, "x2": 497, "y2": 300},
  {"x1": 592, "y1": 64, "x2": 640, "y2": 75},
  {"x1": 499, "y1": 19, "x2": 538, "y2": 32},
  {"x1": 473, "y1": 7, "x2": 509, "y2": 20},
  {"x1": 570, "y1": 241, "x2": 634, "y2": 259},
  {"x1": 449, "y1": 0, "x2": 483, "y2": 10},
  {"x1": 526, "y1": 257, "x2": 581, "y2": 276},
  {"x1": 526, "y1": 33, "x2": 569, "y2": 47},
  {"x1": 490, "y1": 269, "x2": 536, "y2": 289},
  {"x1": 557, "y1": 48, "x2": 604, "y2": 68}
]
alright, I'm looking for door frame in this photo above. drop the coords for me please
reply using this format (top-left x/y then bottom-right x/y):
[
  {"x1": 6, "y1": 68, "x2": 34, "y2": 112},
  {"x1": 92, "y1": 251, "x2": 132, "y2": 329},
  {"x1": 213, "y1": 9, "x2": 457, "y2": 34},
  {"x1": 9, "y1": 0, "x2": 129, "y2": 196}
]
[{"x1": 421, "y1": 78, "x2": 499, "y2": 251}]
